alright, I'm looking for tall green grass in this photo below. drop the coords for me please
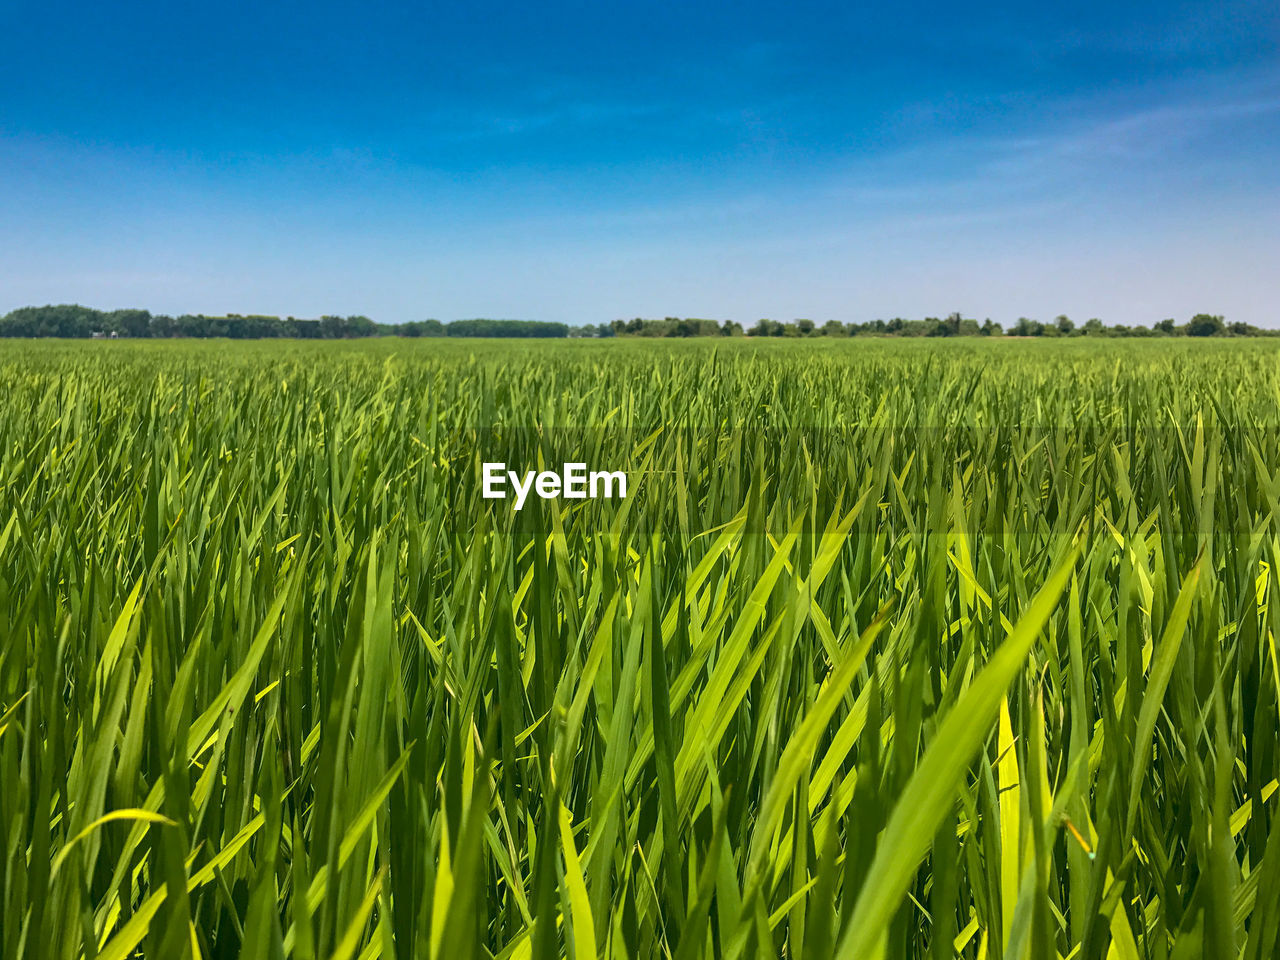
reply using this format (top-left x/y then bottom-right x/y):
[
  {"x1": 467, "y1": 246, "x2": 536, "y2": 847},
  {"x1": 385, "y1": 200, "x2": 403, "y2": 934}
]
[{"x1": 2, "y1": 337, "x2": 1280, "y2": 958}]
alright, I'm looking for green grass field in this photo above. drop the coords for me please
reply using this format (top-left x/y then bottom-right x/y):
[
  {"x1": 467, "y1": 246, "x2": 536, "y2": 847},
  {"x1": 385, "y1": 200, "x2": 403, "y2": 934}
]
[{"x1": 3, "y1": 337, "x2": 1280, "y2": 959}]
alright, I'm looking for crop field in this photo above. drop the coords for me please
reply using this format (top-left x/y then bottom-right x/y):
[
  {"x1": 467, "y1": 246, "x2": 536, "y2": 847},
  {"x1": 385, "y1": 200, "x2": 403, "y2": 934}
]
[{"x1": 4, "y1": 337, "x2": 1280, "y2": 960}]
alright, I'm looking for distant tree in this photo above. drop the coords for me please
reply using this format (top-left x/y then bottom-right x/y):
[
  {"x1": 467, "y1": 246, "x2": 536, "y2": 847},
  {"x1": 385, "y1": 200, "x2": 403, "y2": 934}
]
[
  {"x1": 670, "y1": 318, "x2": 721, "y2": 337},
  {"x1": 173, "y1": 314, "x2": 207, "y2": 337},
  {"x1": 0, "y1": 304, "x2": 103, "y2": 337},
  {"x1": 0, "y1": 302, "x2": 1268, "y2": 341},
  {"x1": 925, "y1": 313, "x2": 965, "y2": 337},
  {"x1": 626, "y1": 318, "x2": 676, "y2": 337},
  {"x1": 286, "y1": 317, "x2": 322, "y2": 338},
  {"x1": 398, "y1": 319, "x2": 445, "y2": 337},
  {"x1": 446, "y1": 319, "x2": 568, "y2": 338},
  {"x1": 105, "y1": 309, "x2": 152, "y2": 337},
  {"x1": 224, "y1": 315, "x2": 287, "y2": 338},
  {"x1": 1186, "y1": 313, "x2": 1225, "y2": 337}
]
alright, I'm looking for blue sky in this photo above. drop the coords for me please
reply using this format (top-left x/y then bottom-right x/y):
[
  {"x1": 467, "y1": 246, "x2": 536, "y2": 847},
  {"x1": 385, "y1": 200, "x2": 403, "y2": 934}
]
[{"x1": 2, "y1": 1, "x2": 1278, "y2": 325}]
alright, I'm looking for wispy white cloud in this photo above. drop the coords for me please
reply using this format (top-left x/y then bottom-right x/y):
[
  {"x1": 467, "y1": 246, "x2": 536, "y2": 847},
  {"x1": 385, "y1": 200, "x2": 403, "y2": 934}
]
[{"x1": 991, "y1": 83, "x2": 1280, "y2": 166}]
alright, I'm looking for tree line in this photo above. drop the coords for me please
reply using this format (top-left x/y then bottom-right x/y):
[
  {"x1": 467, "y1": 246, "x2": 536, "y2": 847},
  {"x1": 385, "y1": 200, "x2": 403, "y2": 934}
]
[
  {"x1": 604, "y1": 313, "x2": 1270, "y2": 338},
  {"x1": 0, "y1": 306, "x2": 570, "y2": 339},
  {"x1": 0, "y1": 304, "x2": 1268, "y2": 340}
]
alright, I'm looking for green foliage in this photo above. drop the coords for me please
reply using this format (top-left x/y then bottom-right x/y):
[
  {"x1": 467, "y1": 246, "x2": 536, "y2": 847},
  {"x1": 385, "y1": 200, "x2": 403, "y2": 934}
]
[
  {"x1": 2, "y1": 337, "x2": 1280, "y2": 959},
  {"x1": 1187, "y1": 313, "x2": 1226, "y2": 337},
  {"x1": 611, "y1": 317, "x2": 731, "y2": 337},
  {"x1": 0, "y1": 306, "x2": 1270, "y2": 341},
  {"x1": 446, "y1": 319, "x2": 569, "y2": 338},
  {"x1": 0, "y1": 303, "x2": 106, "y2": 336},
  {"x1": 0, "y1": 307, "x2": 564, "y2": 339},
  {"x1": 394, "y1": 319, "x2": 447, "y2": 338}
]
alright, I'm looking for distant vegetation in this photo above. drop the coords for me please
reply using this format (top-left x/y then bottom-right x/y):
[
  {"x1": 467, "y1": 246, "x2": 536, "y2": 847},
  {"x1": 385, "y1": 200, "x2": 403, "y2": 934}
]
[
  {"x1": 606, "y1": 312, "x2": 1272, "y2": 338},
  {"x1": 445, "y1": 318, "x2": 571, "y2": 338},
  {"x1": 0, "y1": 305, "x2": 569, "y2": 339},
  {"x1": 0, "y1": 304, "x2": 1269, "y2": 339}
]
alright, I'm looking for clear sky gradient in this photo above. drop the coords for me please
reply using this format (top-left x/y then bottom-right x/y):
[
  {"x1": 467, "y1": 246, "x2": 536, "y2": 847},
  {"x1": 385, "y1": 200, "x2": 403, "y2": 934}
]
[{"x1": 2, "y1": 1, "x2": 1278, "y2": 326}]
